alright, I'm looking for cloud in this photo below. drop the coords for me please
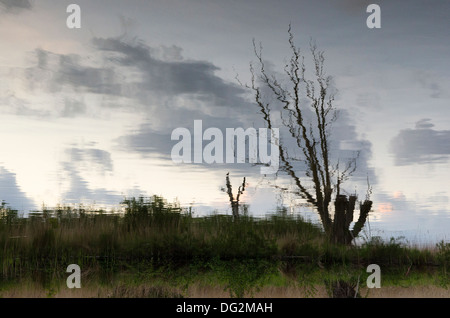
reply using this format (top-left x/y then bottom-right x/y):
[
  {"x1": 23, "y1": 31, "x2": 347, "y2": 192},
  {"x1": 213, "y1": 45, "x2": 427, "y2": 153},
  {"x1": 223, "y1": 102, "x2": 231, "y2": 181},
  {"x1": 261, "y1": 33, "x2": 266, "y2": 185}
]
[
  {"x1": 117, "y1": 107, "x2": 252, "y2": 155},
  {"x1": 59, "y1": 161, "x2": 122, "y2": 205},
  {"x1": 25, "y1": 49, "x2": 122, "y2": 97},
  {"x1": 105, "y1": 35, "x2": 376, "y2": 192},
  {"x1": 65, "y1": 146, "x2": 114, "y2": 175},
  {"x1": 415, "y1": 118, "x2": 434, "y2": 130},
  {"x1": 58, "y1": 146, "x2": 121, "y2": 205},
  {"x1": 10, "y1": 34, "x2": 375, "y2": 199},
  {"x1": 333, "y1": 110, "x2": 375, "y2": 182},
  {"x1": 355, "y1": 92, "x2": 381, "y2": 109},
  {"x1": 61, "y1": 98, "x2": 87, "y2": 118},
  {"x1": 91, "y1": 36, "x2": 248, "y2": 108},
  {"x1": 23, "y1": 39, "x2": 248, "y2": 110},
  {"x1": 415, "y1": 71, "x2": 444, "y2": 99},
  {"x1": 0, "y1": 166, "x2": 36, "y2": 211},
  {"x1": 19, "y1": 38, "x2": 255, "y2": 122},
  {"x1": 0, "y1": 92, "x2": 88, "y2": 119},
  {"x1": 86, "y1": 36, "x2": 264, "y2": 163},
  {"x1": 0, "y1": 0, "x2": 32, "y2": 13},
  {"x1": 0, "y1": 93, "x2": 50, "y2": 117},
  {"x1": 389, "y1": 119, "x2": 450, "y2": 165}
]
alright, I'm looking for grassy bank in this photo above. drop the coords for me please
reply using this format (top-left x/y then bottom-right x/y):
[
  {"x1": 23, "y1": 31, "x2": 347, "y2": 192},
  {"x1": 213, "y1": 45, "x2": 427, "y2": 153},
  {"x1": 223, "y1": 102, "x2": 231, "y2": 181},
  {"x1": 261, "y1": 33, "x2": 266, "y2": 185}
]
[{"x1": 0, "y1": 196, "x2": 448, "y2": 298}]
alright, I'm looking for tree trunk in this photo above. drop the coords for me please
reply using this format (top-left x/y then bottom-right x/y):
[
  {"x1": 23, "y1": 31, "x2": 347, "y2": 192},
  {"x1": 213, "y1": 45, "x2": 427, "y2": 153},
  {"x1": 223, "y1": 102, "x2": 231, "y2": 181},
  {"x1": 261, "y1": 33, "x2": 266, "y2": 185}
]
[
  {"x1": 331, "y1": 195, "x2": 372, "y2": 245},
  {"x1": 231, "y1": 202, "x2": 239, "y2": 220},
  {"x1": 332, "y1": 195, "x2": 352, "y2": 244}
]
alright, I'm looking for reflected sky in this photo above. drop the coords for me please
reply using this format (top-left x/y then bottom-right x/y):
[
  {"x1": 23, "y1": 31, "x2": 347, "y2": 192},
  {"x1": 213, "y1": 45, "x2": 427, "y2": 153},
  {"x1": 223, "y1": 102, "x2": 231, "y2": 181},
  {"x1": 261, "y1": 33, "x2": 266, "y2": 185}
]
[{"x1": 0, "y1": 0, "x2": 449, "y2": 244}]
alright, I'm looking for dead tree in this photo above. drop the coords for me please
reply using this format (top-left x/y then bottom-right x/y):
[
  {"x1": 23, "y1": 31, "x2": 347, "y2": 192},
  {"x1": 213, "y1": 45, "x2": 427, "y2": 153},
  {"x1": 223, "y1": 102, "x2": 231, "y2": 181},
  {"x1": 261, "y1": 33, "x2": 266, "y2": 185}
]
[
  {"x1": 223, "y1": 173, "x2": 246, "y2": 219},
  {"x1": 243, "y1": 24, "x2": 372, "y2": 244}
]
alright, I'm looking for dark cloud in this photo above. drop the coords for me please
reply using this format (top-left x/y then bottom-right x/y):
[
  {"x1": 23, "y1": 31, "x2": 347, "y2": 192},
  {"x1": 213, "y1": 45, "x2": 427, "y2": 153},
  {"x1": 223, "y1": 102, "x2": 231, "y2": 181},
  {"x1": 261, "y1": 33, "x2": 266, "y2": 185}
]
[
  {"x1": 415, "y1": 118, "x2": 434, "y2": 130},
  {"x1": 0, "y1": 166, "x2": 36, "y2": 211},
  {"x1": 91, "y1": 36, "x2": 247, "y2": 107},
  {"x1": 22, "y1": 39, "x2": 254, "y2": 121},
  {"x1": 24, "y1": 49, "x2": 124, "y2": 98},
  {"x1": 55, "y1": 54, "x2": 117, "y2": 95},
  {"x1": 61, "y1": 98, "x2": 87, "y2": 118},
  {"x1": 65, "y1": 147, "x2": 114, "y2": 174},
  {"x1": 115, "y1": 107, "x2": 266, "y2": 178},
  {"x1": 108, "y1": 35, "x2": 375, "y2": 192},
  {"x1": 116, "y1": 97, "x2": 375, "y2": 194},
  {"x1": 389, "y1": 119, "x2": 450, "y2": 165},
  {"x1": 60, "y1": 162, "x2": 122, "y2": 206},
  {"x1": 86, "y1": 36, "x2": 266, "y2": 168},
  {"x1": 26, "y1": 39, "x2": 247, "y2": 109},
  {"x1": 18, "y1": 34, "x2": 375, "y2": 195},
  {"x1": 416, "y1": 72, "x2": 444, "y2": 99},
  {"x1": 117, "y1": 107, "x2": 253, "y2": 156},
  {"x1": 333, "y1": 110, "x2": 375, "y2": 182},
  {"x1": 59, "y1": 147, "x2": 121, "y2": 205},
  {"x1": 0, "y1": 0, "x2": 32, "y2": 13}
]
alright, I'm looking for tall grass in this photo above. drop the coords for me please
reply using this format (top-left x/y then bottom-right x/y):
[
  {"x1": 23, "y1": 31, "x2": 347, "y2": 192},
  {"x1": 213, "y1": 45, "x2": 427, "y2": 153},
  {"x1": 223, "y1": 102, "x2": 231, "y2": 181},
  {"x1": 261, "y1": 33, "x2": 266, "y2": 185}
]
[
  {"x1": 0, "y1": 196, "x2": 321, "y2": 278},
  {"x1": 1, "y1": 196, "x2": 448, "y2": 296}
]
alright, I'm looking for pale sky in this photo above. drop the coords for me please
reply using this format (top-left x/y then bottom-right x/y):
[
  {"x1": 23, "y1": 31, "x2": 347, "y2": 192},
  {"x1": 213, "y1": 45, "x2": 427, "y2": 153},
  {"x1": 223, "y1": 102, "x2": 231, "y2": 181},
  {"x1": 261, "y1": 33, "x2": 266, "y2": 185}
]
[{"x1": 0, "y1": 0, "x2": 449, "y2": 244}]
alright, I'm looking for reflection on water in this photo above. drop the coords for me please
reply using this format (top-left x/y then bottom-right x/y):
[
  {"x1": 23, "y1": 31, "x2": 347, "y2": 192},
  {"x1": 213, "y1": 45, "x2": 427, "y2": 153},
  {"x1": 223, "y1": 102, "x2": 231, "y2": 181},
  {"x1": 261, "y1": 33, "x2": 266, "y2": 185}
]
[
  {"x1": 3, "y1": 191, "x2": 447, "y2": 247},
  {"x1": 279, "y1": 198, "x2": 449, "y2": 246},
  {"x1": 0, "y1": 159, "x2": 449, "y2": 246}
]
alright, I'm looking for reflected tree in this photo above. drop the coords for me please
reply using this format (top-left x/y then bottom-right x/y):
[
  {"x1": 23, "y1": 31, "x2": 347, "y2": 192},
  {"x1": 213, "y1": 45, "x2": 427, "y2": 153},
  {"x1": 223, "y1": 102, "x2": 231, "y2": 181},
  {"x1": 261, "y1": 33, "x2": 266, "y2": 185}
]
[
  {"x1": 242, "y1": 25, "x2": 372, "y2": 245},
  {"x1": 222, "y1": 172, "x2": 246, "y2": 219}
]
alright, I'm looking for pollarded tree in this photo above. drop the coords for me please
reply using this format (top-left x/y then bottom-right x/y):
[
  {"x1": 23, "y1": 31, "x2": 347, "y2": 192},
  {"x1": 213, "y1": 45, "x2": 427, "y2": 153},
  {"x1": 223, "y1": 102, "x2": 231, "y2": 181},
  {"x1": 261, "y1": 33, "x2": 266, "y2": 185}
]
[{"x1": 243, "y1": 25, "x2": 372, "y2": 245}]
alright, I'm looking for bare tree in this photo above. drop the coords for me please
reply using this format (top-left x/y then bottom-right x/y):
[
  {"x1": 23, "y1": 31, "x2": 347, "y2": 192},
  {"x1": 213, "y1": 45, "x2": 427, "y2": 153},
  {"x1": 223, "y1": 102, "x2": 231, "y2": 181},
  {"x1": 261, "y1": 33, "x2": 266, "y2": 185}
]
[
  {"x1": 223, "y1": 172, "x2": 246, "y2": 219},
  {"x1": 242, "y1": 25, "x2": 372, "y2": 245}
]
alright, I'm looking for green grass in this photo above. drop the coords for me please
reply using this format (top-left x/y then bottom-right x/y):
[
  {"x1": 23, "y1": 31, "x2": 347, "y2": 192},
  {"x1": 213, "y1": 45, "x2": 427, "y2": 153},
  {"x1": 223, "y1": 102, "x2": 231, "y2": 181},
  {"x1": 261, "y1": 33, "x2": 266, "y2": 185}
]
[{"x1": 0, "y1": 196, "x2": 448, "y2": 297}]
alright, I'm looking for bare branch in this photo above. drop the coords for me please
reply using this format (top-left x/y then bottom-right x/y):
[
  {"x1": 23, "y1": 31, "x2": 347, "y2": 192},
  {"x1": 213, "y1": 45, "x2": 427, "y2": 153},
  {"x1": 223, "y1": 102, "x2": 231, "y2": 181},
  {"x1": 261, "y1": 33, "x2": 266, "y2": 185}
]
[{"x1": 244, "y1": 24, "x2": 369, "y2": 242}]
